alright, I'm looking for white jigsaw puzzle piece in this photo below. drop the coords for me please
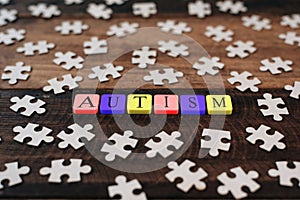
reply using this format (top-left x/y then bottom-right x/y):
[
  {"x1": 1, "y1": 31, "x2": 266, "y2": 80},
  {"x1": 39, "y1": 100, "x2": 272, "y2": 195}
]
[
  {"x1": 1, "y1": 62, "x2": 31, "y2": 85},
  {"x1": 284, "y1": 81, "x2": 300, "y2": 99},
  {"x1": 279, "y1": 31, "x2": 300, "y2": 47},
  {"x1": 0, "y1": 28, "x2": 26, "y2": 45},
  {"x1": 227, "y1": 71, "x2": 261, "y2": 92},
  {"x1": 105, "y1": 0, "x2": 127, "y2": 5},
  {"x1": 43, "y1": 74, "x2": 83, "y2": 94},
  {"x1": 245, "y1": 124, "x2": 286, "y2": 152},
  {"x1": 0, "y1": 162, "x2": 30, "y2": 189},
  {"x1": 132, "y1": 2, "x2": 157, "y2": 18},
  {"x1": 268, "y1": 161, "x2": 300, "y2": 187},
  {"x1": 193, "y1": 56, "x2": 224, "y2": 76},
  {"x1": 39, "y1": 159, "x2": 91, "y2": 183},
  {"x1": 217, "y1": 166, "x2": 260, "y2": 199},
  {"x1": 87, "y1": 3, "x2": 112, "y2": 19},
  {"x1": 216, "y1": 0, "x2": 247, "y2": 14},
  {"x1": 257, "y1": 93, "x2": 289, "y2": 121},
  {"x1": 132, "y1": 46, "x2": 157, "y2": 69},
  {"x1": 0, "y1": 8, "x2": 18, "y2": 27},
  {"x1": 16, "y1": 40, "x2": 55, "y2": 56},
  {"x1": 100, "y1": 130, "x2": 138, "y2": 162},
  {"x1": 226, "y1": 40, "x2": 256, "y2": 58},
  {"x1": 200, "y1": 128, "x2": 231, "y2": 157},
  {"x1": 55, "y1": 20, "x2": 89, "y2": 35},
  {"x1": 53, "y1": 51, "x2": 84, "y2": 70},
  {"x1": 57, "y1": 123, "x2": 94, "y2": 150},
  {"x1": 260, "y1": 57, "x2": 293, "y2": 75},
  {"x1": 145, "y1": 131, "x2": 184, "y2": 158},
  {"x1": 83, "y1": 37, "x2": 108, "y2": 55},
  {"x1": 13, "y1": 123, "x2": 53, "y2": 147},
  {"x1": 144, "y1": 68, "x2": 184, "y2": 86},
  {"x1": 205, "y1": 25, "x2": 233, "y2": 42},
  {"x1": 157, "y1": 20, "x2": 191, "y2": 35},
  {"x1": 165, "y1": 159, "x2": 208, "y2": 192},
  {"x1": 280, "y1": 14, "x2": 300, "y2": 29},
  {"x1": 188, "y1": 0, "x2": 211, "y2": 18},
  {"x1": 108, "y1": 175, "x2": 147, "y2": 200},
  {"x1": 64, "y1": 0, "x2": 84, "y2": 5},
  {"x1": 10, "y1": 95, "x2": 46, "y2": 117},
  {"x1": 0, "y1": 0, "x2": 10, "y2": 5},
  {"x1": 158, "y1": 40, "x2": 189, "y2": 57},
  {"x1": 107, "y1": 21, "x2": 139, "y2": 37},
  {"x1": 242, "y1": 15, "x2": 272, "y2": 31},
  {"x1": 28, "y1": 3, "x2": 61, "y2": 19},
  {"x1": 88, "y1": 63, "x2": 124, "y2": 82}
]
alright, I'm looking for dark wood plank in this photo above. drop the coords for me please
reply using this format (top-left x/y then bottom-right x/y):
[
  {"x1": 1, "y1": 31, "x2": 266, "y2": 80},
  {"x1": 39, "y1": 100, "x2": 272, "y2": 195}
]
[{"x1": 0, "y1": 89, "x2": 299, "y2": 199}]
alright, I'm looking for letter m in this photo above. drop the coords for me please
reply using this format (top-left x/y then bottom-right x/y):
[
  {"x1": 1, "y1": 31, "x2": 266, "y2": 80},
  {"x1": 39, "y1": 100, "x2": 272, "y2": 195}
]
[{"x1": 212, "y1": 97, "x2": 226, "y2": 108}]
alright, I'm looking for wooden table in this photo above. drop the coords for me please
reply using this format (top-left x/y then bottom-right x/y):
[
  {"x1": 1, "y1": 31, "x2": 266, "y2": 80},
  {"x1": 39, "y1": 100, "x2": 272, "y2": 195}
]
[{"x1": 0, "y1": 0, "x2": 299, "y2": 199}]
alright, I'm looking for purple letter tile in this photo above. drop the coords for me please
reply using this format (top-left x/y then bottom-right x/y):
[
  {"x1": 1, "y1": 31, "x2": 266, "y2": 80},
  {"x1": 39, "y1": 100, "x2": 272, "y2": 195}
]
[
  {"x1": 180, "y1": 95, "x2": 206, "y2": 115},
  {"x1": 100, "y1": 94, "x2": 126, "y2": 114}
]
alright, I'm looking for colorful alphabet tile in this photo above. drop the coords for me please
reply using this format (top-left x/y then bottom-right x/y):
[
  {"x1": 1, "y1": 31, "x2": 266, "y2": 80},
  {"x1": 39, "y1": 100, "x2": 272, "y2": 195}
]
[
  {"x1": 180, "y1": 95, "x2": 206, "y2": 115},
  {"x1": 154, "y1": 95, "x2": 179, "y2": 114},
  {"x1": 73, "y1": 94, "x2": 100, "y2": 114},
  {"x1": 73, "y1": 93, "x2": 233, "y2": 115},
  {"x1": 206, "y1": 95, "x2": 232, "y2": 115},
  {"x1": 127, "y1": 94, "x2": 152, "y2": 114},
  {"x1": 100, "y1": 94, "x2": 126, "y2": 114}
]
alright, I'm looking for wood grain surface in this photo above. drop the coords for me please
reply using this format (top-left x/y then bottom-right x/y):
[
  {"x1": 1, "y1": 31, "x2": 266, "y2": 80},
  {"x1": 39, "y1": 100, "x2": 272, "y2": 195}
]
[{"x1": 0, "y1": 0, "x2": 299, "y2": 199}]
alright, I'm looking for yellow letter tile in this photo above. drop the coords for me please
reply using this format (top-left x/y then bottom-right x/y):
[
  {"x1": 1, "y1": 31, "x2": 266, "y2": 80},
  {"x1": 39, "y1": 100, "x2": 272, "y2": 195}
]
[
  {"x1": 127, "y1": 94, "x2": 152, "y2": 114},
  {"x1": 206, "y1": 95, "x2": 232, "y2": 115}
]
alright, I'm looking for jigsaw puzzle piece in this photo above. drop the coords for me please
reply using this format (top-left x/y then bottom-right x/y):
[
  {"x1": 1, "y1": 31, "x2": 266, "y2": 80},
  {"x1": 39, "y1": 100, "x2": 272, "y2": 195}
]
[
  {"x1": 108, "y1": 175, "x2": 147, "y2": 200},
  {"x1": 13, "y1": 123, "x2": 54, "y2": 147},
  {"x1": 188, "y1": 0, "x2": 211, "y2": 18},
  {"x1": 132, "y1": 46, "x2": 157, "y2": 69},
  {"x1": 268, "y1": 161, "x2": 300, "y2": 187},
  {"x1": 57, "y1": 123, "x2": 94, "y2": 150},
  {"x1": 165, "y1": 159, "x2": 208, "y2": 192},
  {"x1": 200, "y1": 128, "x2": 231, "y2": 157},
  {"x1": 83, "y1": 37, "x2": 108, "y2": 55},
  {"x1": 87, "y1": 3, "x2": 112, "y2": 19},
  {"x1": 53, "y1": 51, "x2": 84, "y2": 70},
  {"x1": 217, "y1": 166, "x2": 260, "y2": 199},
  {"x1": 0, "y1": 162, "x2": 30, "y2": 189},
  {"x1": 143, "y1": 68, "x2": 184, "y2": 86},
  {"x1": 257, "y1": 93, "x2": 289, "y2": 121},
  {"x1": 1, "y1": 62, "x2": 31, "y2": 85},
  {"x1": 107, "y1": 21, "x2": 139, "y2": 37},
  {"x1": 39, "y1": 159, "x2": 92, "y2": 183},
  {"x1": 145, "y1": 131, "x2": 183, "y2": 158},
  {"x1": 193, "y1": 56, "x2": 224, "y2": 76},
  {"x1": 100, "y1": 130, "x2": 138, "y2": 161},
  {"x1": 88, "y1": 63, "x2": 124, "y2": 83},
  {"x1": 132, "y1": 2, "x2": 157, "y2": 18},
  {"x1": 43, "y1": 74, "x2": 83, "y2": 94},
  {"x1": 227, "y1": 71, "x2": 261, "y2": 92},
  {"x1": 245, "y1": 124, "x2": 286, "y2": 152},
  {"x1": 226, "y1": 40, "x2": 256, "y2": 58},
  {"x1": 10, "y1": 95, "x2": 46, "y2": 116},
  {"x1": 158, "y1": 40, "x2": 189, "y2": 57},
  {"x1": 284, "y1": 81, "x2": 300, "y2": 99}
]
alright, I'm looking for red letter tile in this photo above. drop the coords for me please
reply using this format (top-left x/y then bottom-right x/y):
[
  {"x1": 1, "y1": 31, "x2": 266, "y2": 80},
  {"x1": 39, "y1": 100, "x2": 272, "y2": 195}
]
[
  {"x1": 154, "y1": 95, "x2": 178, "y2": 114},
  {"x1": 73, "y1": 94, "x2": 100, "y2": 114}
]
